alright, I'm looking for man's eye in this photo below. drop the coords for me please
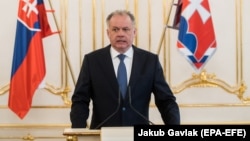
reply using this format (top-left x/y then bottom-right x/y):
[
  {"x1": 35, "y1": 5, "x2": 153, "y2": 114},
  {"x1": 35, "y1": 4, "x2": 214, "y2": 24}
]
[
  {"x1": 123, "y1": 28, "x2": 130, "y2": 32},
  {"x1": 111, "y1": 28, "x2": 130, "y2": 32},
  {"x1": 112, "y1": 28, "x2": 119, "y2": 32}
]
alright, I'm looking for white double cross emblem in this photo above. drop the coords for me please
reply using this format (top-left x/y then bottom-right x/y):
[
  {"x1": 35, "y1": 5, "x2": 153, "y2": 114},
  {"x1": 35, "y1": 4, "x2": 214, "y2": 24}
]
[
  {"x1": 22, "y1": 0, "x2": 38, "y2": 18},
  {"x1": 182, "y1": 0, "x2": 211, "y2": 23}
]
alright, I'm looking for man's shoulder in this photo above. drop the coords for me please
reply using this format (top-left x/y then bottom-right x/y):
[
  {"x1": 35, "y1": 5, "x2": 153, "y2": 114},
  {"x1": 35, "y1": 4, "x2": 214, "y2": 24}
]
[
  {"x1": 133, "y1": 46, "x2": 157, "y2": 57},
  {"x1": 86, "y1": 45, "x2": 110, "y2": 56}
]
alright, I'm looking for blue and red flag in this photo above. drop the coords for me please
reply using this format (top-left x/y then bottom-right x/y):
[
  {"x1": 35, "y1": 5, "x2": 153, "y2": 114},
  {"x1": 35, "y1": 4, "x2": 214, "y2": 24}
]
[
  {"x1": 9, "y1": 0, "x2": 54, "y2": 119},
  {"x1": 177, "y1": 0, "x2": 216, "y2": 71}
]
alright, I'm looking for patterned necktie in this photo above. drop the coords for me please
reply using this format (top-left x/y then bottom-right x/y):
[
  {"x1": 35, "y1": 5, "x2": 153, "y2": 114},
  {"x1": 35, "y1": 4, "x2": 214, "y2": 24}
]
[{"x1": 117, "y1": 54, "x2": 127, "y2": 98}]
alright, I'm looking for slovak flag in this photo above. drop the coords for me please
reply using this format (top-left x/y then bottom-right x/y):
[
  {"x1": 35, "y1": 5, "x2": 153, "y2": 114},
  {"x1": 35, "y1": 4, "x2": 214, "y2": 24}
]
[
  {"x1": 177, "y1": 0, "x2": 216, "y2": 71},
  {"x1": 9, "y1": 0, "x2": 54, "y2": 119}
]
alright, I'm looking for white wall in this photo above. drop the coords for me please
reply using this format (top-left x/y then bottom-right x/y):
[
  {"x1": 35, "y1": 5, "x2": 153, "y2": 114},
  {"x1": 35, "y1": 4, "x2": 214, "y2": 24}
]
[{"x1": 1, "y1": 0, "x2": 250, "y2": 140}]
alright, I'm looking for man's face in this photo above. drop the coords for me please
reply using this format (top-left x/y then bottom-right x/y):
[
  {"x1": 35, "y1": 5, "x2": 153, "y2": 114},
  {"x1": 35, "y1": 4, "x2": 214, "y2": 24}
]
[{"x1": 107, "y1": 14, "x2": 136, "y2": 53}]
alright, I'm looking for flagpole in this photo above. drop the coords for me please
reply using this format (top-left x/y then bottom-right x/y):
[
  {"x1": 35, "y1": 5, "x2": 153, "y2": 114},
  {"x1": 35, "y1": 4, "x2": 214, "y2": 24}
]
[
  {"x1": 47, "y1": 0, "x2": 76, "y2": 86},
  {"x1": 157, "y1": 0, "x2": 175, "y2": 55}
]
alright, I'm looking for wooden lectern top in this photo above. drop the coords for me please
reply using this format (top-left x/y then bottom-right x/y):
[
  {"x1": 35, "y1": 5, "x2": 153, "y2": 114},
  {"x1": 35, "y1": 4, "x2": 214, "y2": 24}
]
[
  {"x1": 63, "y1": 128, "x2": 100, "y2": 136},
  {"x1": 63, "y1": 127, "x2": 133, "y2": 141}
]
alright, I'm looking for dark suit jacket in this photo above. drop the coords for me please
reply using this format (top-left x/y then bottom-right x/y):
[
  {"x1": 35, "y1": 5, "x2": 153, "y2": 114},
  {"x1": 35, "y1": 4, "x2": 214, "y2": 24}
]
[{"x1": 70, "y1": 45, "x2": 180, "y2": 129}]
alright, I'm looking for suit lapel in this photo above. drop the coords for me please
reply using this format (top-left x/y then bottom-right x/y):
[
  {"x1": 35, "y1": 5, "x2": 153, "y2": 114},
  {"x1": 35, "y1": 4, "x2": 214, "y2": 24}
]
[
  {"x1": 97, "y1": 46, "x2": 119, "y2": 90},
  {"x1": 129, "y1": 46, "x2": 144, "y2": 87}
]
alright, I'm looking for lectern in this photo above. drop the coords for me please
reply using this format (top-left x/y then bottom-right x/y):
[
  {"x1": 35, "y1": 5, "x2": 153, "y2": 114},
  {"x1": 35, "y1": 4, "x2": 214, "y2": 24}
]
[
  {"x1": 63, "y1": 128, "x2": 100, "y2": 141},
  {"x1": 63, "y1": 127, "x2": 133, "y2": 141}
]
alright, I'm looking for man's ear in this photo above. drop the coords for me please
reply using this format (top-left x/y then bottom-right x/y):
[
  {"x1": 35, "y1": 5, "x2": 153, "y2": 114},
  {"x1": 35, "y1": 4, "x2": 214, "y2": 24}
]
[{"x1": 106, "y1": 29, "x2": 110, "y2": 36}]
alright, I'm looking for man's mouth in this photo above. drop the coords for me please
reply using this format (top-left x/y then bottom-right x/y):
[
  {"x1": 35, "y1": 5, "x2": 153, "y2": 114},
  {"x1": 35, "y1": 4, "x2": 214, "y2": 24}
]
[{"x1": 116, "y1": 39, "x2": 126, "y2": 43}]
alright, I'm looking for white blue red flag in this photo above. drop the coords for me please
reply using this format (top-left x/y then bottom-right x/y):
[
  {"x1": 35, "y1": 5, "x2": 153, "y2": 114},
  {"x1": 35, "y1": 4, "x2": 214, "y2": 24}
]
[
  {"x1": 9, "y1": 0, "x2": 54, "y2": 119},
  {"x1": 177, "y1": 0, "x2": 216, "y2": 71}
]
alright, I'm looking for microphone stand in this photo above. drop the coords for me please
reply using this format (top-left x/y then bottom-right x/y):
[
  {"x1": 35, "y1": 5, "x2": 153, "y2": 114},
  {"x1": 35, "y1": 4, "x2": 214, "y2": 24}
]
[
  {"x1": 128, "y1": 86, "x2": 154, "y2": 125},
  {"x1": 94, "y1": 88, "x2": 121, "y2": 129}
]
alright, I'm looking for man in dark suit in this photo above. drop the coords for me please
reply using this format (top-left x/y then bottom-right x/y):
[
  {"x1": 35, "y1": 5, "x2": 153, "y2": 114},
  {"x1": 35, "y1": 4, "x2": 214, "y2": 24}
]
[{"x1": 70, "y1": 10, "x2": 180, "y2": 129}]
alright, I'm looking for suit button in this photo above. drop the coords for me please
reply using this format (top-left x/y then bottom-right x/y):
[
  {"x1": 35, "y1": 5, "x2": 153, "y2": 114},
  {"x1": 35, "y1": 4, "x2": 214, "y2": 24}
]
[{"x1": 122, "y1": 107, "x2": 126, "y2": 111}]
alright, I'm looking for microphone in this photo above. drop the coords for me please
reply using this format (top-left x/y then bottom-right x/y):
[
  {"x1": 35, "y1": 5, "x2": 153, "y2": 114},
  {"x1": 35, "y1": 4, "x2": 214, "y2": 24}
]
[
  {"x1": 94, "y1": 88, "x2": 121, "y2": 129},
  {"x1": 128, "y1": 86, "x2": 154, "y2": 125}
]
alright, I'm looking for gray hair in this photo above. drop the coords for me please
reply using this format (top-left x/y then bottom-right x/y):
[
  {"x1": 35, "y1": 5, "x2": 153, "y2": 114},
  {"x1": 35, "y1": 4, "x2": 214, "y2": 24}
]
[{"x1": 106, "y1": 10, "x2": 136, "y2": 27}]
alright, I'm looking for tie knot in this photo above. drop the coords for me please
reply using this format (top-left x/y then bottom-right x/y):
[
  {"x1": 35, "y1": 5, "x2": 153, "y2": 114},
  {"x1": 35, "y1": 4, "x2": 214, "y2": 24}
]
[{"x1": 118, "y1": 54, "x2": 126, "y2": 61}]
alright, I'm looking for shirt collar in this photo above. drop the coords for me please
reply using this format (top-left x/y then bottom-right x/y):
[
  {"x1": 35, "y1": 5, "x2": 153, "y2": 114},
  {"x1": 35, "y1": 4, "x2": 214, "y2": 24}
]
[{"x1": 111, "y1": 46, "x2": 133, "y2": 59}]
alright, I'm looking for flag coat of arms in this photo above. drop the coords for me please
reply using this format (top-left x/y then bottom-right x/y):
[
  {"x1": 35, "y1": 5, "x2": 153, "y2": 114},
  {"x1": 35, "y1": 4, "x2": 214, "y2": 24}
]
[
  {"x1": 177, "y1": 0, "x2": 217, "y2": 71},
  {"x1": 9, "y1": 0, "x2": 54, "y2": 119}
]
